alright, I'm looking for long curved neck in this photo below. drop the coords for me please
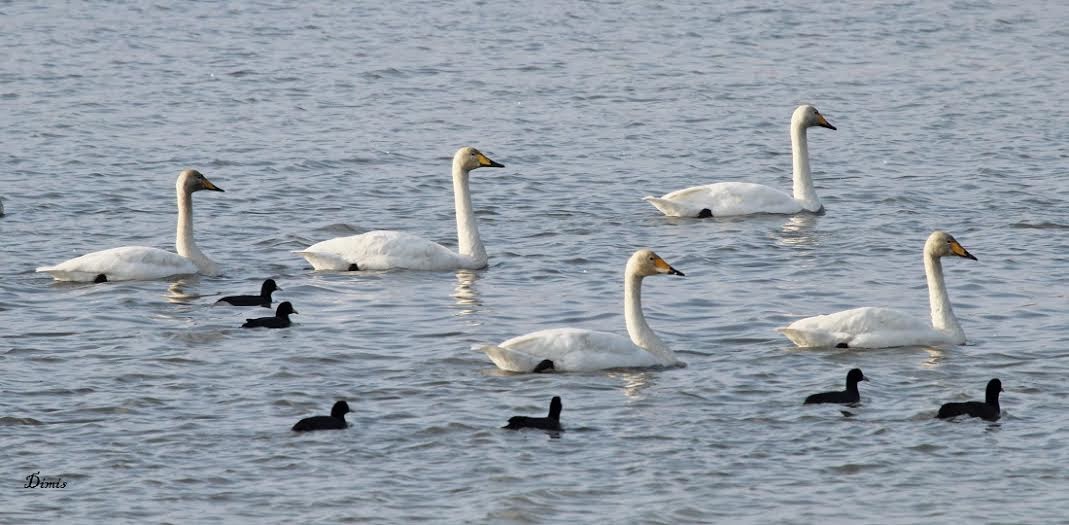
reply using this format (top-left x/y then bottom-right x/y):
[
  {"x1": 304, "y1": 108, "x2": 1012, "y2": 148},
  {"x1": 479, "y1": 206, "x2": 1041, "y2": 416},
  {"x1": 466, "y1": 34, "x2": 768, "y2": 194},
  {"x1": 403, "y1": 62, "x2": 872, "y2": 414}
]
[
  {"x1": 452, "y1": 161, "x2": 486, "y2": 268},
  {"x1": 924, "y1": 251, "x2": 964, "y2": 342},
  {"x1": 790, "y1": 121, "x2": 821, "y2": 212},
  {"x1": 624, "y1": 270, "x2": 674, "y2": 364},
  {"x1": 175, "y1": 187, "x2": 217, "y2": 274}
]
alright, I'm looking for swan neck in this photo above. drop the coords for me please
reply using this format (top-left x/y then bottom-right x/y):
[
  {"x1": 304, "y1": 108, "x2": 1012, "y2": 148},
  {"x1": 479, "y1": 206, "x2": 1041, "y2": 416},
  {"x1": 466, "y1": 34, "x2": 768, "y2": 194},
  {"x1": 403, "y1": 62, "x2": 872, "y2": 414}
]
[
  {"x1": 175, "y1": 185, "x2": 218, "y2": 274},
  {"x1": 924, "y1": 251, "x2": 964, "y2": 342},
  {"x1": 790, "y1": 122, "x2": 821, "y2": 211},
  {"x1": 624, "y1": 270, "x2": 674, "y2": 364},
  {"x1": 452, "y1": 163, "x2": 486, "y2": 268}
]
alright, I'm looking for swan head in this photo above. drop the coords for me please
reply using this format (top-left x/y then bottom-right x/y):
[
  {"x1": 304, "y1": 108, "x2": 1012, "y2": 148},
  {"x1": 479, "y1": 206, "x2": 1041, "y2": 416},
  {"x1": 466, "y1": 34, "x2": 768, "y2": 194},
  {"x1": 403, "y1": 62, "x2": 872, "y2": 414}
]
[
  {"x1": 629, "y1": 249, "x2": 685, "y2": 277},
  {"x1": 926, "y1": 231, "x2": 977, "y2": 261},
  {"x1": 177, "y1": 169, "x2": 225, "y2": 193},
  {"x1": 454, "y1": 147, "x2": 504, "y2": 172},
  {"x1": 792, "y1": 105, "x2": 836, "y2": 130}
]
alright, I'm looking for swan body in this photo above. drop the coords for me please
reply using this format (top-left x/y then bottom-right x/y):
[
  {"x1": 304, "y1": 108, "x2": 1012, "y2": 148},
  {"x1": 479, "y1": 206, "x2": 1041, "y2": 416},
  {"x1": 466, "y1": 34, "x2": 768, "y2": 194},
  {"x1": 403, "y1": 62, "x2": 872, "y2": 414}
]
[
  {"x1": 645, "y1": 105, "x2": 836, "y2": 217},
  {"x1": 481, "y1": 249, "x2": 685, "y2": 372},
  {"x1": 778, "y1": 231, "x2": 977, "y2": 349},
  {"x1": 296, "y1": 147, "x2": 504, "y2": 271},
  {"x1": 37, "y1": 169, "x2": 224, "y2": 281}
]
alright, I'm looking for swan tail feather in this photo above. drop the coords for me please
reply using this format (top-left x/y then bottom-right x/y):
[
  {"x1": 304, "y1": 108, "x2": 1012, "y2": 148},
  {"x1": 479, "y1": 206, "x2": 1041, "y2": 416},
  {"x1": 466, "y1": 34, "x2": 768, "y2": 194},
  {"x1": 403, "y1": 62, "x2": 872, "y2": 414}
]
[
  {"x1": 643, "y1": 196, "x2": 695, "y2": 217},
  {"x1": 293, "y1": 250, "x2": 353, "y2": 271},
  {"x1": 776, "y1": 327, "x2": 849, "y2": 348},
  {"x1": 477, "y1": 344, "x2": 542, "y2": 373}
]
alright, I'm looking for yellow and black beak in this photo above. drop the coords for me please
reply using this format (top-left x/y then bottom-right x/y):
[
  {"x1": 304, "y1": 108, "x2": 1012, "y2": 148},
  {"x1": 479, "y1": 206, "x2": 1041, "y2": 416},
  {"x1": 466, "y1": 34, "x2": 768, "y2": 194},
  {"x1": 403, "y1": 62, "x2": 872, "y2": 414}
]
[
  {"x1": 201, "y1": 179, "x2": 225, "y2": 192},
  {"x1": 654, "y1": 258, "x2": 685, "y2": 276},
  {"x1": 816, "y1": 114, "x2": 837, "y2": 130},
  {"x1": 950, "y1": 240, "x2": 977, "y2": 260},
  {"x1": 477, "y1": 152, "x2": 505, "y2": 168}
]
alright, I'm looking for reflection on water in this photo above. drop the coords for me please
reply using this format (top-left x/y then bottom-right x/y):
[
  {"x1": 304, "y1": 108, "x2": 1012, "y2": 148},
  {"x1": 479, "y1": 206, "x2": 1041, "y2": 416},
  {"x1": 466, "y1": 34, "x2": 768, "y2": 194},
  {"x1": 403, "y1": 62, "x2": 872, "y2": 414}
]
[
  {"x1": 921, "y1": 346, "x2": 945, "y2": 369},
  {"x1": 610, "y1": 370, "x2": 655, "y2": 399},
  {"x1": 165, "y1": 277, "x2": 205, "y2": 304},
  {"x1": 452, "y1": 270, "x2": 482, "y2": 318},
  {"x1": 778, "y1": 214, "x2": 820, "y2": 247}
]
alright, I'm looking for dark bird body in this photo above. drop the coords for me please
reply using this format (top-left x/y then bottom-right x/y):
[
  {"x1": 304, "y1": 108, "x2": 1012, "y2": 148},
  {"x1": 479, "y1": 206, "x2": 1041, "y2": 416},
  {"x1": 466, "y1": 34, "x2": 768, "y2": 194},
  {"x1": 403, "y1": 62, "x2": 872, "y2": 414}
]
[
  {"x1": 805, "y1": 368, "x2": 867, "y2": 405},
  {"x1": 504, "y1": 396, "x2": 562, "y2": 431},
  {"x1": 292, "y1": 401, "x2": 350, "y2": 431},
  {"x1": 242, "y1": 301, "x2": 297, "y2": 329},
  {"x1": 218, "y1": 279, "x2": 279, "y2": 307},
  {"x1": 937, "y1": 378, "x2": 1002, "y2": 421}
]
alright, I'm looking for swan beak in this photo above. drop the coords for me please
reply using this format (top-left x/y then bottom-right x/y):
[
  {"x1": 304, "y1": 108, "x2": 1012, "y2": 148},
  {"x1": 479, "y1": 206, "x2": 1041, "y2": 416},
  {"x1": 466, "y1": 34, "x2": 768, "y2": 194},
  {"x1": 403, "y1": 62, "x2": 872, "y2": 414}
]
[
  {"x1": 950, "y1": 241, "x2": 977, "y2": 260},
  {"x1": 654, "y1": 258, "x2": 685, "y2": 276},
  {"x1": 816, "y1": 114, "x2": 837, "y2": 130},
  {"x1": 201, "y1": 179, "x2": 225, "y2": 192},
  {"x1": 477, "y1": 152, "x2": 505, "y2": 168}
]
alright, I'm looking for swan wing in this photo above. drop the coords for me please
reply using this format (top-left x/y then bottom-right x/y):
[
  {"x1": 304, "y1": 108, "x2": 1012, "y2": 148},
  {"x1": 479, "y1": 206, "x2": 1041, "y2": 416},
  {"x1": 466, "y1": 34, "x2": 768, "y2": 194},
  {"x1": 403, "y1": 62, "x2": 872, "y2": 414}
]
[
  {"x1": 777, "y1": 306, "x2": 949, "y2": 348},
  {"x1": 481, "y1": 328, "x2": 663, "y2": 372},
  {"x1": 646, "y1": 182, "x2": 802, "y2": 217},
  {"x1": 295, "y1": 230, "x2": 463, "y2": 271},
  {"x1": 36, "y1": 246, "x2": 199, "y2": 282}
]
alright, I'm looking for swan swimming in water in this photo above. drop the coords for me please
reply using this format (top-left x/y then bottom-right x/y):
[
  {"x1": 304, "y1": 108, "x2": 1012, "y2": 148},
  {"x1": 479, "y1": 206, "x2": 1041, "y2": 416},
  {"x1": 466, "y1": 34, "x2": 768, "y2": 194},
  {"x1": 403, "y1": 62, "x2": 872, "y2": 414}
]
[
  {"x1": 481, "y1": 249, "x2": 685, "y2": 372},
  {"x1": 644, "y1": 105, "x2": 836, "y2": 218},
  {"x1": 778, "y1": 231, "x2": 977, "y2": 349},
  {"x1": 36, "y1": 169, "x2": 224, "y2": 282},
  {"x1": 294, "y1": 147, "x2": 504, "y2": 271}
]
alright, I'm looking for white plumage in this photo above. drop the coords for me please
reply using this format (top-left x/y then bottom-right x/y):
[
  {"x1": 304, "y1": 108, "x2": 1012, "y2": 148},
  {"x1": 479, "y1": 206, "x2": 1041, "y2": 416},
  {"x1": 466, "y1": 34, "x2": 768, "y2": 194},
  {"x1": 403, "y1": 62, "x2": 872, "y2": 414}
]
[
  {"x1": 296, "y1": 147, "x2": 504, "y2": 272},
  {"x1": 481, "y1": 249, "x2": 685, "y2": 372},
  {"x1": 777, "y1": 231, "x2": 977, "y2": 349},
  {"x1": 645, "y1": 105, "x2": 836, "y2": 217},
  {"x1": 37, "y1": 169, "x2": 224, "y2": 282}
]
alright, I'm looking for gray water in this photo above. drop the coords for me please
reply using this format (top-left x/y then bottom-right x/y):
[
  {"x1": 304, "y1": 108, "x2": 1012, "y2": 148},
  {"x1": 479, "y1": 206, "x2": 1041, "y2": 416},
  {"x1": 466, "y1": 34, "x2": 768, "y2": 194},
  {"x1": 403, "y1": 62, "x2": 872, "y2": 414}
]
[{"x1": 3, "y1": 1, "x2": 1069, "y2": 523}]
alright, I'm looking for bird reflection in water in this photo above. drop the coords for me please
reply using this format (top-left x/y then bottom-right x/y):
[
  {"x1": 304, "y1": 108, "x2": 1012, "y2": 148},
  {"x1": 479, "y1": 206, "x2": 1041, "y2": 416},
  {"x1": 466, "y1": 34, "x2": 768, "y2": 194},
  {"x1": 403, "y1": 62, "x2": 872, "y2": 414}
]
[
  {"x1": 779, "y1": 214, "x2": 820, "y2": 247},
  {"x1": 452, "y1": 270, "x2": 482, "y2": 319},
  {"x1": 610, "y1": 370, "x2": 655, "y2": 398},
  {"x1": 165, "y1": 277, "x2": 204, "y2": 304}
]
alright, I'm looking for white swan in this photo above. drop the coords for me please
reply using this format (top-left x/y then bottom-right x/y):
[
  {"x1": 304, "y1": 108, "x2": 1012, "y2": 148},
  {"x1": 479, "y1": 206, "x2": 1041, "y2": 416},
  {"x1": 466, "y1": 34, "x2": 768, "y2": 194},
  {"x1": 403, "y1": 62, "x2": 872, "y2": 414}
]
[
  {"x1": 36, "y1": 169, "x2": 224, "y2": 282},
  {"x1": 481, "y1": 249, "x2": 685, "y2": 372},
  {"x1": 777, "y1": 231, "x2": 977, "y2": 349},
  {"x1": 295, "y1": 147, "x2": 504, "y2": 271},
  {"x1": 644, "y1": 104, "x2": 836, "y2": 217}
]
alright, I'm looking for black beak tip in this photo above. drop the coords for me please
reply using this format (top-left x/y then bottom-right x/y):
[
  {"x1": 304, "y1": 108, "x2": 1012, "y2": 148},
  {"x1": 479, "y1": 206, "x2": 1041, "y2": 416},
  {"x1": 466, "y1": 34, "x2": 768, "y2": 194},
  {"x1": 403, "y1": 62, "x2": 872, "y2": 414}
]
[
  {"x1": 670, "y1": 268, "x2": 685, "y2": 276},
  {"x1": 825, "y1": 123, "x2": 837, "y2": 130},
  {"x1": 489, "y1": 161, "x2": 505, "y2": 168},
  {"x1": 966, "y1": 253, "x2": 978, "y2": 261}
]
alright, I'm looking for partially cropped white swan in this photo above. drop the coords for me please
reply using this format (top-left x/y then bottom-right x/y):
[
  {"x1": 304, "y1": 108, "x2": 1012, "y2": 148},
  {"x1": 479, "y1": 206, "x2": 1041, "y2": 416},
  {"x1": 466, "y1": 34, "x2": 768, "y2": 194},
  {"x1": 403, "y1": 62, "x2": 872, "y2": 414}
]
[
  {"x1": 777, "y1": 231, "x2": 977, "y2": 349},
  {"x1": 36, "y1": 169, "x2": 224, "y2": 282},
  {"x1": 481, "y1": 249, "x2": 685, "y2": 372},
  {"x1": 644, "y1": 104, "x2": 836, "y2": 218},
  {"x1": 295, "y1": 147, "x2": 504, "y2": 271}
]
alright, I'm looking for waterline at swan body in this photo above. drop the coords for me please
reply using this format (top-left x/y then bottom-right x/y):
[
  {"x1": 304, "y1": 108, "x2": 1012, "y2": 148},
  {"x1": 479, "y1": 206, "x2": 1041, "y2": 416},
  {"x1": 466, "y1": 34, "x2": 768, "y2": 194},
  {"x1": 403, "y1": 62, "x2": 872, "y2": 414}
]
[
  {"x1": 36, "y1": 169, "x2": 224, "y2": 282},
  {"x1": 481, "y1": 249, "x2": 685, "y2": 372},
  {"x1": 777, "y1": 231, "x2": 977, "y2": 349},
  {"x1": 644, "y1": 105, "x2": 835, "y2": 218},
  {"x1": 295, "y1": 147, "x2": 504, "y2": 271}
]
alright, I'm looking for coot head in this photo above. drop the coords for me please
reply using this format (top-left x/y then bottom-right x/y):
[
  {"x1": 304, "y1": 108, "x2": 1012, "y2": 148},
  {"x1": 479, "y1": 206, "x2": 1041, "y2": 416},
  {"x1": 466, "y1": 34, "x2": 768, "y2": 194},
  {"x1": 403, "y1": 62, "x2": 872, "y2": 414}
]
[
  {"x1": 276, "y1": 301, "x2": 298, "y2": 316},
  {"x1": 331, "y1": 400, "x2": 351, "y2": 418}
]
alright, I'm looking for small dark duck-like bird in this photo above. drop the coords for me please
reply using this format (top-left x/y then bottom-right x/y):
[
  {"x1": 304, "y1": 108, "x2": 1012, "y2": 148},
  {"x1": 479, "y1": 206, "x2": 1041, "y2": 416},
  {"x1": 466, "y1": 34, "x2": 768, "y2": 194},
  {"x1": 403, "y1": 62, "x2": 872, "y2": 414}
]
[
  {"x1": 504, "y1": 396, "x2": 562, "y2": 431},
  {"x1": 937, "y1": 378, "x2": 1002, "y2": 421},
  {"x1": 804, "y1": 368, "x2": 868, "y2": 405},
  {"x1": 217, "y1": 278, "x2": 280, "y2": 307},
  {"x1": 292, "y1": 401, "x2": 350, "y2": 432},
  {"x1": 241, "y1": 301, "x2": 297, "y2": 329}
]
